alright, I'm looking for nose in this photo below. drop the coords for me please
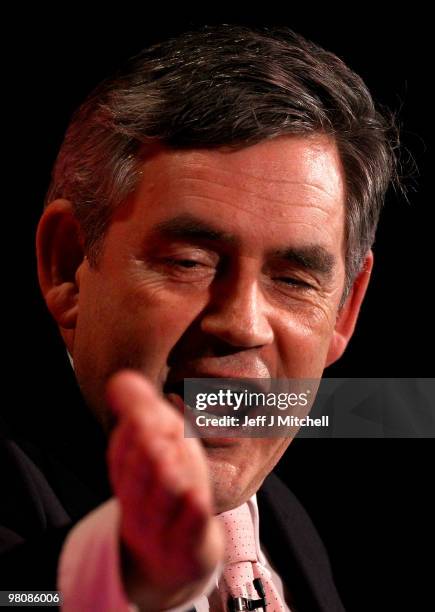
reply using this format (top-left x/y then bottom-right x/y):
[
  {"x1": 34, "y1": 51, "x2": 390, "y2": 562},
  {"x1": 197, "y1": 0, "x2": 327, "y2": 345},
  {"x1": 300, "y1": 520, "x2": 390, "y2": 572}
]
[{"x1": 200, "y1": 271, "x2": 274, "y2": 348}]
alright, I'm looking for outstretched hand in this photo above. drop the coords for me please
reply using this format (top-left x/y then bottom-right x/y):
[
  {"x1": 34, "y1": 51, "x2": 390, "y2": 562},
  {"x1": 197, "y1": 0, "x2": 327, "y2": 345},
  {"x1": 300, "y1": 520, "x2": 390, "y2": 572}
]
[{"x1": 106, "y1": 371, "x2": 224, "y2": 611}]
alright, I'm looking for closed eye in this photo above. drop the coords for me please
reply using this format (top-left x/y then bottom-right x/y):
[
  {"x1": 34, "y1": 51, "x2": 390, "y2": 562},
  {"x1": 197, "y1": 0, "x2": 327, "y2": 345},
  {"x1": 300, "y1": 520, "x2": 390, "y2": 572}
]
[
  {"x1": 166, "y1": 258, "x2": 203, "y2": 268},
  {"x1": 274, "y1": 276, "x2": 312, "y2": 289}
]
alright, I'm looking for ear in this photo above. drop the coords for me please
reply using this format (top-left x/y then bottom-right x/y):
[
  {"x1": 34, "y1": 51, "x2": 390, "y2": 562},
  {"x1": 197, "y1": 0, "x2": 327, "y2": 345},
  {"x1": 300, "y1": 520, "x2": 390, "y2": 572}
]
[
  {"x1": 325, "y1": 250, "x2": 374, "y2": 367},
  {"x1": 36, "y1": 199, "x2": 86, "y2": 344}
]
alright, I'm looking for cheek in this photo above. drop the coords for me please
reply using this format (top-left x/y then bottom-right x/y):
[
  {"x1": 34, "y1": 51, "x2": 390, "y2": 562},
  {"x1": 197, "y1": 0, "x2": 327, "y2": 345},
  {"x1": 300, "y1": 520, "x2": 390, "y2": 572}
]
[
  {"x1": 274, "y1": 307, "x2": 337, "y2": 377},
  {"x1": 110, "y1": 283, "x2": 207, "y2": 375}
]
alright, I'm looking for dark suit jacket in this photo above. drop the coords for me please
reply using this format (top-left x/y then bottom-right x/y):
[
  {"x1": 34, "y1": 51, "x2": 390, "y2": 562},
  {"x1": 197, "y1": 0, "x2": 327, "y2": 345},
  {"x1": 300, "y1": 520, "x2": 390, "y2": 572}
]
[{"x1": 0, "y1": 326, "x2": 345, "y2": 611}]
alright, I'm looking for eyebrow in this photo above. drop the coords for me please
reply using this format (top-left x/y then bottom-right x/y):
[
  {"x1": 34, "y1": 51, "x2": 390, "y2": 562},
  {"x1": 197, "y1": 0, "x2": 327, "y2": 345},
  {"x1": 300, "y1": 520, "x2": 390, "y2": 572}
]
[
  {"x1": 151, "y1": 213, "x2": 336, "y2": 277},
  {"x1": 269, "y1": 245, "x2": 336, "y2": 278},
  {"x1": 152, "y1": 214, "x2": 237, "y2": 245}
]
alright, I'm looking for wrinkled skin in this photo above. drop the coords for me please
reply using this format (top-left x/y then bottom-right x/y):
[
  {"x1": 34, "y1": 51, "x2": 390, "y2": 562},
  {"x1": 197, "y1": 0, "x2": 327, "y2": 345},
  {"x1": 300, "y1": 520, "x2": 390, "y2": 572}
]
[{"x1": 37, "y1": 135, "x2": 372, "y2": 608}]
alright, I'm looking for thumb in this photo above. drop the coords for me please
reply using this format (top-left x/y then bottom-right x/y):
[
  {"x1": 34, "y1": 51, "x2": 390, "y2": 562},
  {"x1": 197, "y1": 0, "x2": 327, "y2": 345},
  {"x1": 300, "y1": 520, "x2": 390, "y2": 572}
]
[{"x1": 105, "y1": 370, "x2": 157, "y2": 417}]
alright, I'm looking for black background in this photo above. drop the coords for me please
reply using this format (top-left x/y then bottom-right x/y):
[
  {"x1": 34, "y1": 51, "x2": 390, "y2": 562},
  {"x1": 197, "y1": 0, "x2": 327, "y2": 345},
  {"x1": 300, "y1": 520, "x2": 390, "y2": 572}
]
[{"x1": 7, "y1": 9, "x2": 434, "y2": 611}]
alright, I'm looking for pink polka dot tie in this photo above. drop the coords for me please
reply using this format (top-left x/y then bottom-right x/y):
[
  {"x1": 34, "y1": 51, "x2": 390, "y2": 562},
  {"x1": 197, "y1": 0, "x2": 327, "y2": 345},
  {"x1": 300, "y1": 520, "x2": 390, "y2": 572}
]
[{"x1": 216, "y1": 503, "x2": 286, "y2": 611}]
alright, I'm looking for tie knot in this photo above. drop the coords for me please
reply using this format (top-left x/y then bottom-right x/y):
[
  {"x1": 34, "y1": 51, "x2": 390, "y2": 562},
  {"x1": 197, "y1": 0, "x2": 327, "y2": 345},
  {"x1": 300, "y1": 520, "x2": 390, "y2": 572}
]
[{"x1": 217, "y1": 502, "x2": 257, "y2": 564}]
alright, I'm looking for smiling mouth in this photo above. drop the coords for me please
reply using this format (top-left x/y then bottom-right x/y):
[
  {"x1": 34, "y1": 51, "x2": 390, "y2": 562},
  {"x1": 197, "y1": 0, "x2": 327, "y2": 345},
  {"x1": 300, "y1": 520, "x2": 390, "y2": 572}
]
[
  {"x1": 164, "y1": 386, "x2": 230, "y2": 419},
  {"x1": 164, "y1": 380, "x2": 258, "y2": 446},
  {"x1": 164, "y1": 379, "x2": 263, "y2": 416}
]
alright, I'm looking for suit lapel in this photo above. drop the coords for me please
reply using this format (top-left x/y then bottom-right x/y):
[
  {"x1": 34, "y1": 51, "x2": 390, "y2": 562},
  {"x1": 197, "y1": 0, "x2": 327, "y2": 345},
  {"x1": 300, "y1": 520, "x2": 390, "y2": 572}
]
[{"x1": 257, "y1": 473, "x2": 345, "y2": 612}]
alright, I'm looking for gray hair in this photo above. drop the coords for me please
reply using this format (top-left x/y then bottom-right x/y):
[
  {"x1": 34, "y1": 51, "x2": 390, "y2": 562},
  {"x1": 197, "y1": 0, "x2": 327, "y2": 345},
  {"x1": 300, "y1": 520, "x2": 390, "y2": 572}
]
[{"x1": 45, "y1": 24, "x2": 400, "y2": 298}]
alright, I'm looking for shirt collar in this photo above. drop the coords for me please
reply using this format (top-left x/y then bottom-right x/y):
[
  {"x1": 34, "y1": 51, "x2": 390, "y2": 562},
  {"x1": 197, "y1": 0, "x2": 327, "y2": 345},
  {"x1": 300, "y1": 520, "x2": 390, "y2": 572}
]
[{"x1": 247, "y1": 493, "x2": 267, "y2": 565}]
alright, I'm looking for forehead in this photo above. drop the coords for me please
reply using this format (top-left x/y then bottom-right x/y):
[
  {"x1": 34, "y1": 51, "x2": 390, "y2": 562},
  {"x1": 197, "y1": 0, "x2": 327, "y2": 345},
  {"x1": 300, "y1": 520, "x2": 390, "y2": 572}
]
[{"x1": 115, "y1": 135, "x2": 345, "y2": 252}]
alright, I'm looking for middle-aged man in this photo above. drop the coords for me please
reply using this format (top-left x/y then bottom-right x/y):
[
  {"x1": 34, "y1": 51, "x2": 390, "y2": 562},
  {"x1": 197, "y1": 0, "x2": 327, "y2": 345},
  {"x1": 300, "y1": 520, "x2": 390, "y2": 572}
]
[{"x1": 0, "y1": 25, "x2": 398, "y2": 611}]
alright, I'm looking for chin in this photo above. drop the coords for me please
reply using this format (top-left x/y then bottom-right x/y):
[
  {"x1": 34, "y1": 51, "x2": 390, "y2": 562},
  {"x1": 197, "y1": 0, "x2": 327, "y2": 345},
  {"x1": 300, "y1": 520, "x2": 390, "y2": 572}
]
[{"x1": 204, "y1": 445, "x2": 256, "y2": 514}]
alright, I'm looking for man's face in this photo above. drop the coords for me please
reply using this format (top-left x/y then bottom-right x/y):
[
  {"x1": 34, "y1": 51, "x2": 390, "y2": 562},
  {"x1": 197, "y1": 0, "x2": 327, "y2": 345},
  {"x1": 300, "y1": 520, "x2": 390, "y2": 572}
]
[{"x1": 71, "y1": 135, "x2": 346, "y2": 512}]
